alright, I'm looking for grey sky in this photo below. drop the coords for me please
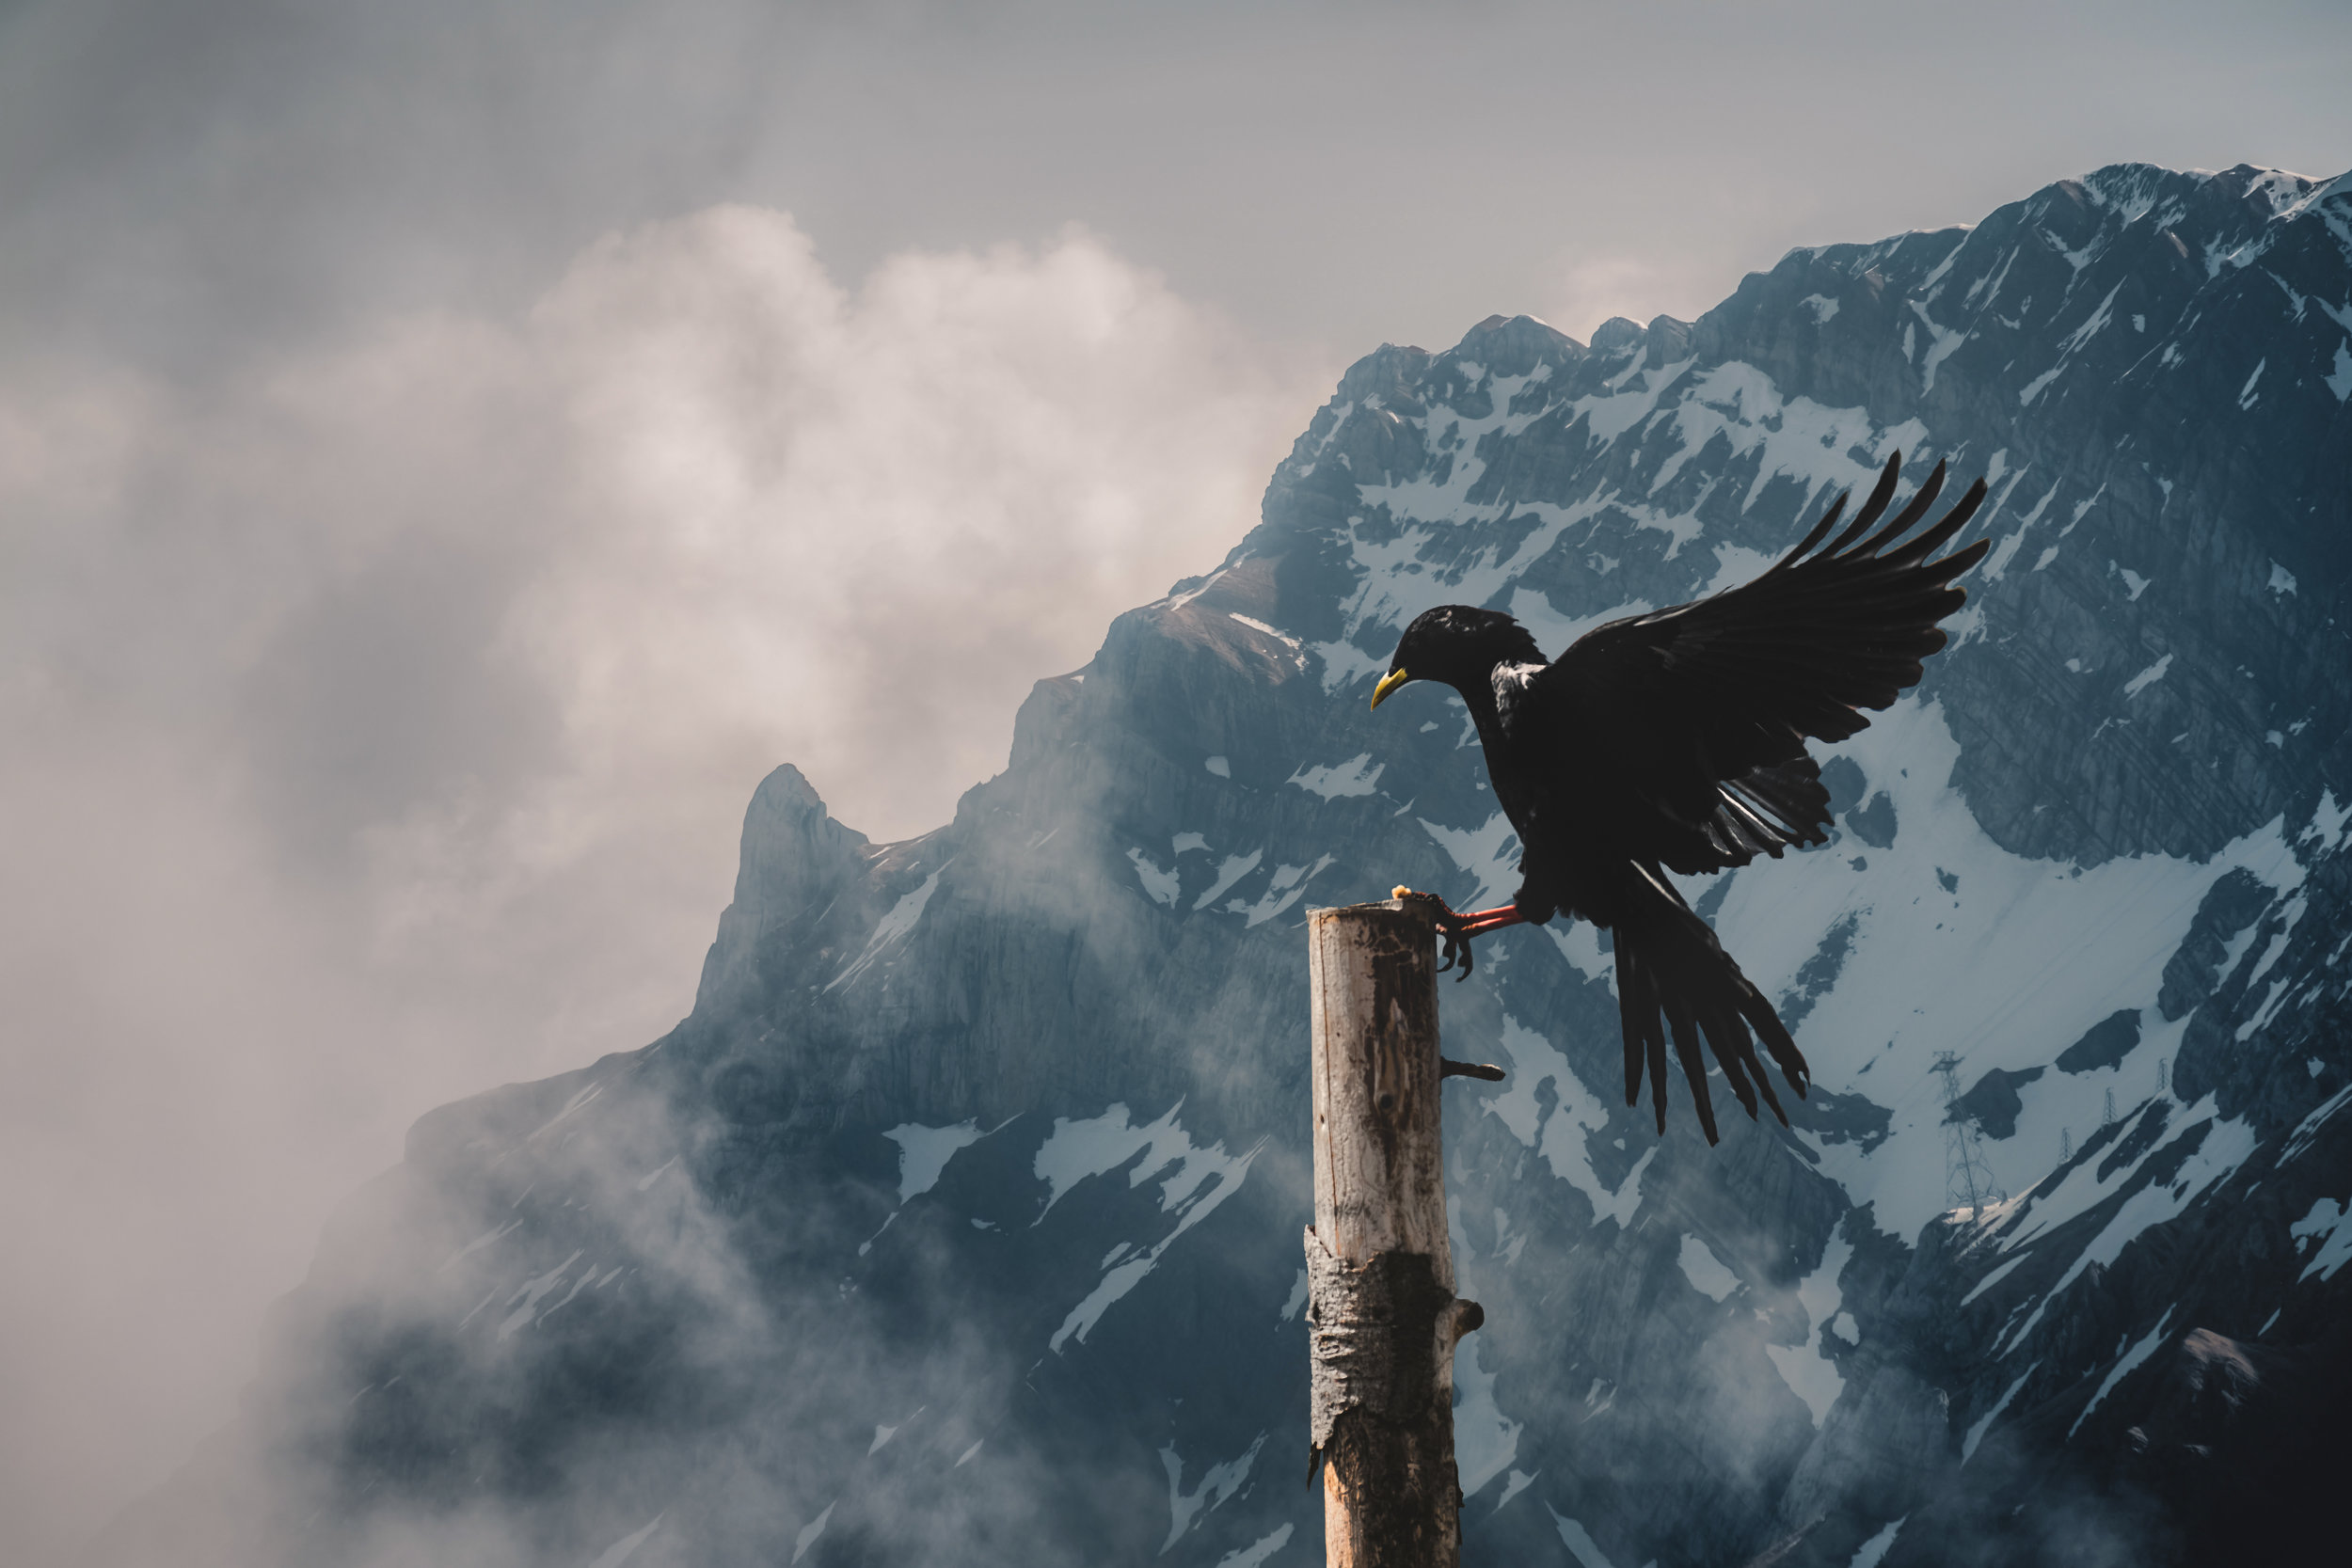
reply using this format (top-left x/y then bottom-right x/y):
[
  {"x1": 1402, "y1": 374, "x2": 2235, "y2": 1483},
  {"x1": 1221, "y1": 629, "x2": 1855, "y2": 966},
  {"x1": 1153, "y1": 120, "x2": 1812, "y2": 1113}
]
[
  {"x1": 10, "y1": 0, "x2": 2351, "y2": 363},
  {"x1": 2, "y1": 2, "x2": 2347, "y2": 1563}
]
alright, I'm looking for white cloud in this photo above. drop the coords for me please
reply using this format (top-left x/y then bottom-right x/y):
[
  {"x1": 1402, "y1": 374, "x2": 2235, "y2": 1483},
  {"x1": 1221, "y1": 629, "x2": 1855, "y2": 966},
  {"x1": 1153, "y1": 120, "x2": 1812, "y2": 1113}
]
[
  {"x1": 516, "y1": 206, "x2": 1309, "y2": 841},
  {"x1": 0, "y1": 207, "x2": 1321, "y2": 1561}
]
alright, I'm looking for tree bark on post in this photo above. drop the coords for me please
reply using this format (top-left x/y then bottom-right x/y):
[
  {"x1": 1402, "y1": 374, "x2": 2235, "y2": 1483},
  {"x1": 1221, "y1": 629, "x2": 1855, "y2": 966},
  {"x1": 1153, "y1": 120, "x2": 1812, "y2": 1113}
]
[{"x1": 1306, "y1": 898, "x2": 1486, "y2": 1568}]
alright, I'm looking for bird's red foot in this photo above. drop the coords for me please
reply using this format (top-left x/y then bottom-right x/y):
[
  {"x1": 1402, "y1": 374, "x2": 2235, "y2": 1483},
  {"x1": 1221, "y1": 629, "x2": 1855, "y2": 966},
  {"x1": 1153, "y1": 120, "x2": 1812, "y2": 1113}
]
[{"x1": 1391, "y1": 887, "x2": 1526, "y2": 979}]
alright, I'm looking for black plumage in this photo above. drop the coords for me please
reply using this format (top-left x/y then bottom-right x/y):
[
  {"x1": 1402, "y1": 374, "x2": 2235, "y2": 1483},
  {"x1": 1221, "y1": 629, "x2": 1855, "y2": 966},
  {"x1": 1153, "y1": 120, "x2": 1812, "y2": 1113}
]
[{"x1": 1372, "y1": 452, "x2": 1991, "y2": 1143}]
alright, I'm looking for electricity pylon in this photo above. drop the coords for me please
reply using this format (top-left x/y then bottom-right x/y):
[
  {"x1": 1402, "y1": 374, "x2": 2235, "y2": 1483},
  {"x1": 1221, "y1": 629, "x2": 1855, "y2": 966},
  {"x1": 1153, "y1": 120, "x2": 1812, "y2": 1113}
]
[{"x1": 1932, "y1": 1052, "x2": 1998, "y2": 1214}]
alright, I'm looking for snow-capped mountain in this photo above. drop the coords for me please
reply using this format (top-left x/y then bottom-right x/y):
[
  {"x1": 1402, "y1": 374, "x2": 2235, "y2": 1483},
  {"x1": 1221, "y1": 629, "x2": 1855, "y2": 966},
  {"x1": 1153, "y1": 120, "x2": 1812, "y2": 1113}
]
[{"x1": 92, "y1": 163, "x2": 2352, "y2": 1568}]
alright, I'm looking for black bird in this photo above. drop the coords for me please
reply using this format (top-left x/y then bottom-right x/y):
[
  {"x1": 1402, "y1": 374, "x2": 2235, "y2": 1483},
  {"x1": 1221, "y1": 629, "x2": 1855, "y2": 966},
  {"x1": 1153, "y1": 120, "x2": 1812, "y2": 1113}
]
[{"x1": 1372, "y1": 453, "x2": 1990, "y2": 1143}]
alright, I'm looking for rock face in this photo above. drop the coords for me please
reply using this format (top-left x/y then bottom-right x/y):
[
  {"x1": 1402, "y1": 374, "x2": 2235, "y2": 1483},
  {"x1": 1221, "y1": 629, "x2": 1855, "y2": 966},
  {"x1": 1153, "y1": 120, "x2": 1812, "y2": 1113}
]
[{"x1": 91, "y1": 164, "x2": 2352, "y2": 1568}]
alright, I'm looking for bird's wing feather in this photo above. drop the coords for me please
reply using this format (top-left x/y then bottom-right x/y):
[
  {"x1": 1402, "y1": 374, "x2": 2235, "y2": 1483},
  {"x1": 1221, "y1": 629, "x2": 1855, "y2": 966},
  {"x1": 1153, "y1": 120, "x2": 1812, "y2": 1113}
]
[{"x1": 1529, "y1": 453, "x2": 1989, "y2": 864}]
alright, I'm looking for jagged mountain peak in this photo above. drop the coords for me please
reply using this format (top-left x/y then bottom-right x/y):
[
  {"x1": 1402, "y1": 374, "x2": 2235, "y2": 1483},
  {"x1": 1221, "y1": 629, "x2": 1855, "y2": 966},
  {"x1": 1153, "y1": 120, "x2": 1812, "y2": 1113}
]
[{"x1": 1448, "y1": 311, "x2": 1585, "y2": 376}]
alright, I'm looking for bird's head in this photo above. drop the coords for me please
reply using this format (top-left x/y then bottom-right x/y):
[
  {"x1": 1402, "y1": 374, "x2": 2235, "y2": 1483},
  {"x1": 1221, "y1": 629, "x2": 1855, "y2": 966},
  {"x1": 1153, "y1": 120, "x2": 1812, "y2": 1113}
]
[{"x1": 1371, "y1": 605, "x2": 1544, "y2": 710}]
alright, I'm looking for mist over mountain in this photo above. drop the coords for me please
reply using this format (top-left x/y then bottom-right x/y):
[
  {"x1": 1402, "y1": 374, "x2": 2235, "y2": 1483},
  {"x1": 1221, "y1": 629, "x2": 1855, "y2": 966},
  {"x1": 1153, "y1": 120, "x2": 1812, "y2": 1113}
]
[{"x1": 90, "y1": 162, "x2": 2352, "y2": 1568}]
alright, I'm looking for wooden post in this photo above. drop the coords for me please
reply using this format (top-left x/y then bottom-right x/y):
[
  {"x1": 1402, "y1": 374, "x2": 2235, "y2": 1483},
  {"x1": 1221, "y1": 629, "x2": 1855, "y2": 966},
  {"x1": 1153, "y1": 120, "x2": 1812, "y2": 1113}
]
[{"x1": 1305, "y1": 898, "x2": 1486, "y2": 1568}]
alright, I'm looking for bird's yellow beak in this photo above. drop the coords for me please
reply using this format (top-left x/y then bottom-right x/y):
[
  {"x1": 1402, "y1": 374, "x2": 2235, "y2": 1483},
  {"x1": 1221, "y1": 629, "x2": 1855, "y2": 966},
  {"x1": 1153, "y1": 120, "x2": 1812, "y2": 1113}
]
[{"x1": 1371, "y1": 668, "x2": 1409, "y2": 711}]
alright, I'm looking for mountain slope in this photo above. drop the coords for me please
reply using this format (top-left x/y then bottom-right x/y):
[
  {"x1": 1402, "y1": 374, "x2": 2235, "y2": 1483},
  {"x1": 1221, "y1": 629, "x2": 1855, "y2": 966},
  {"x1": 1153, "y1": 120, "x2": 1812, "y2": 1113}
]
[{"x1": 92, "y1": 162, "x2": 2352, "y2": 1568}]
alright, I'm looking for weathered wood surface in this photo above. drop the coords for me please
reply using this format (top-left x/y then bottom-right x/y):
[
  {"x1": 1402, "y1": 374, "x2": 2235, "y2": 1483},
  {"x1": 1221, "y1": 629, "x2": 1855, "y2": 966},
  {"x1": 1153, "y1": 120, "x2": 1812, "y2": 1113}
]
[{"x1": 1306, "y1": 898, "x2": 1481, "y2": 1568}]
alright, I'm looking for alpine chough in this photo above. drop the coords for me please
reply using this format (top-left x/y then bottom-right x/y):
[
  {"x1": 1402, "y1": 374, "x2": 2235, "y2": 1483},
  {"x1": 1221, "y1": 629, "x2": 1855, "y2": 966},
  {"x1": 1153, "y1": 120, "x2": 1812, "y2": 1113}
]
[{"x1": 1372, "y1": 452, "x2": 1990, "y2": 1143}]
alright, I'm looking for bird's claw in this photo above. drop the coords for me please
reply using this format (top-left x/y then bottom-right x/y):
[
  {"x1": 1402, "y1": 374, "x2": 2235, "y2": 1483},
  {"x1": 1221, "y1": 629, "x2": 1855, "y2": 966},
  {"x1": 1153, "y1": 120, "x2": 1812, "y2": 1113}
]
[{"x1": 1392, "y1": 886, "x2": 1477, "y2": 979}]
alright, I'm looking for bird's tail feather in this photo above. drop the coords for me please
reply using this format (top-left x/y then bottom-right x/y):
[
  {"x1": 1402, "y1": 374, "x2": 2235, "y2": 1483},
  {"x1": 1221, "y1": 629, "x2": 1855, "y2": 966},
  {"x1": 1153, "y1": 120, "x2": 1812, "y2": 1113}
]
[{"x1": 1613, "y1": 865, "x2": 1810, "y2": 1144}]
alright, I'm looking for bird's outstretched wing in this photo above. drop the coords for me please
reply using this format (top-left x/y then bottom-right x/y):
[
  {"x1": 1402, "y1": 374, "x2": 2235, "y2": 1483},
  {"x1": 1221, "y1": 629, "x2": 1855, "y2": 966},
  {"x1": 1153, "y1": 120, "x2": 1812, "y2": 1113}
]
[{"x1": 1533, "y1": 452, "x2": 1990, "y2": 874}]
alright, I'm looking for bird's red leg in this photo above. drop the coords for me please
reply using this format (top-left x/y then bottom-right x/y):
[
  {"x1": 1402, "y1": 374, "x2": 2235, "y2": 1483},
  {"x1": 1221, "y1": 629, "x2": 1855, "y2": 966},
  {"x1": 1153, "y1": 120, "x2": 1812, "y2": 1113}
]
[{"x1": 1391, "y1": 891, "x2": 1524, "y2": 978}]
